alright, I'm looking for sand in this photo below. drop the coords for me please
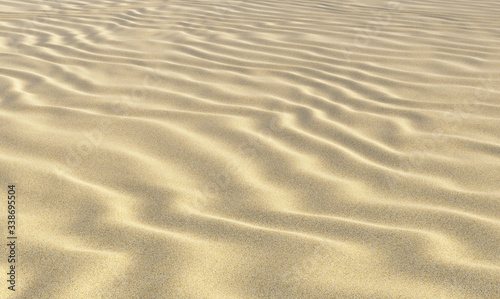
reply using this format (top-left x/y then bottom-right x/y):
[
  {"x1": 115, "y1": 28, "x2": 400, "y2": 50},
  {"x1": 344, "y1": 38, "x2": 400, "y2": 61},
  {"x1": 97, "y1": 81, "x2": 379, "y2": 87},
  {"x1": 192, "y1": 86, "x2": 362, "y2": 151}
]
[{"x1": 1, "y1": 0, "x2": 499, "y2": 298}]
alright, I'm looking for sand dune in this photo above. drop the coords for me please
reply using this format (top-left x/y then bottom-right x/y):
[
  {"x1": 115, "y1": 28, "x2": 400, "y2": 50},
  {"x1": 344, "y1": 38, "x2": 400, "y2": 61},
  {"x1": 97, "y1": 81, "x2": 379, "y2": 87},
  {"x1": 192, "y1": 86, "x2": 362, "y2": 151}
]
[{"x1": 1, "y1": 0, "x2": 499, "y2": 298}]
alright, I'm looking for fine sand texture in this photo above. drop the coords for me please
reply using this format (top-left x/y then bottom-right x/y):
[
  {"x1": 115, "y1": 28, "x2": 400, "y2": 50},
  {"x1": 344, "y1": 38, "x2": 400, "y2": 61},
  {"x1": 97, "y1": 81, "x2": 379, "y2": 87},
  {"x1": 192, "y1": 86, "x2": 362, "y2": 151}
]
[{"x1": 1, "y1": 0, "x2": 500, "y2": 298}]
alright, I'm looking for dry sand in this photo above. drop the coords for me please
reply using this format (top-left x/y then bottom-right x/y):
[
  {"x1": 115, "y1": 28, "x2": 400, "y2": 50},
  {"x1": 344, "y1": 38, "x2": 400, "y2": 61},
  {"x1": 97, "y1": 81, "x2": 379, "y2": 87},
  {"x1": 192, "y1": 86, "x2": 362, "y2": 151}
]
[{"x1": 1, "y1": 0, "x2": 500, "y2": 298}]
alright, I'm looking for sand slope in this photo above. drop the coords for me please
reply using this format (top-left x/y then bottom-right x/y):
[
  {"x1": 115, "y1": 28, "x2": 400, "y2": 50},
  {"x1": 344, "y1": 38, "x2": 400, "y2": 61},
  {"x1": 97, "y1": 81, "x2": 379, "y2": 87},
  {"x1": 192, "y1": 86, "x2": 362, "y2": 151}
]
[{"x1": 1, "y1": 0, "x2": 499, "y2": 298}]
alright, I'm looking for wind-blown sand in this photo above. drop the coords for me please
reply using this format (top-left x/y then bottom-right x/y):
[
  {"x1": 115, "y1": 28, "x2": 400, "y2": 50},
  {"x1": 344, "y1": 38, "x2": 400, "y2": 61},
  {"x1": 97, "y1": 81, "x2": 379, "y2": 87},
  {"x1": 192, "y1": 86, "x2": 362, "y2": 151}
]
[{"x1": 1, "y1": 0, "x2": 499, "y2": 298}]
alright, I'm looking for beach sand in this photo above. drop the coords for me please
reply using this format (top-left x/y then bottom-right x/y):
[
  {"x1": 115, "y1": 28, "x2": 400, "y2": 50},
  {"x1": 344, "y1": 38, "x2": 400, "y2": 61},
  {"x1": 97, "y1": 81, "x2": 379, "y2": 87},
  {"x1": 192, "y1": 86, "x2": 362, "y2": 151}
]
[{"x1": 1, "y1": 0, "x2": 499, "y2": 298}]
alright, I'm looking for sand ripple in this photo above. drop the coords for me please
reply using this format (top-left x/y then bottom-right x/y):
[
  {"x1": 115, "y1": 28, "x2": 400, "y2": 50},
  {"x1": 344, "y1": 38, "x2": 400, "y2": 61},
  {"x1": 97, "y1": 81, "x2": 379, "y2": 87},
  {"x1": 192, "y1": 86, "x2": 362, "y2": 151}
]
[{"x1": 1, "y1": 0, "x2": 499, "y2": 298}]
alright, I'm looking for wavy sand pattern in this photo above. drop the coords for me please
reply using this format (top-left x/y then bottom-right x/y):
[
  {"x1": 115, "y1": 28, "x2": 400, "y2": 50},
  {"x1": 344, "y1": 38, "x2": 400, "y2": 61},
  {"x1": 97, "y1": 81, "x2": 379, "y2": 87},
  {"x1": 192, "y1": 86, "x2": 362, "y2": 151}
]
[{"x1": 1, "y1": 0, "x2": 499, "y2": 298}]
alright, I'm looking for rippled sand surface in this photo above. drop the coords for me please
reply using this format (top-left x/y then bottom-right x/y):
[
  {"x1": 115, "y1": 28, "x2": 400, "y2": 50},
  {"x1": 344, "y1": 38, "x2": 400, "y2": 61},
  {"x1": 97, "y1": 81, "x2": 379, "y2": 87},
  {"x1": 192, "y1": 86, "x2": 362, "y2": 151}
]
[{"x1": 1, "y1": 0, "x2": 499, "y2": 298}]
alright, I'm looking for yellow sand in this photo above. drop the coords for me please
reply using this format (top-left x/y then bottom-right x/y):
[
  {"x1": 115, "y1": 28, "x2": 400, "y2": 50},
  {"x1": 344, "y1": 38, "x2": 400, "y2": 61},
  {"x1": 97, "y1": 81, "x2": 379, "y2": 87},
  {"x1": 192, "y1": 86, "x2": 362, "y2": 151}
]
[{"x1": 1, "y1": 0, "x2": 499, "y2": 298}]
